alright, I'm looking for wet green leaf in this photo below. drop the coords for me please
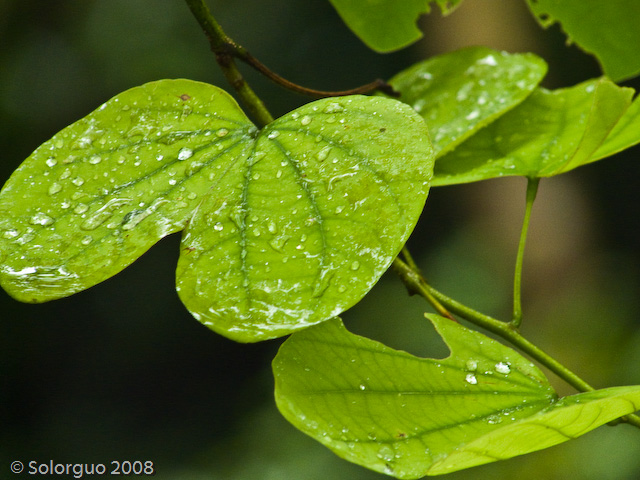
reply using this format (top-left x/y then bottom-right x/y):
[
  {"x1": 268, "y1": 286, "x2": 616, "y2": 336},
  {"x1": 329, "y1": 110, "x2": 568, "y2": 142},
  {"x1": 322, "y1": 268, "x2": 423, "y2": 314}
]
[
  {"x1": 0, "y1": 82, "x2": 434, "y2": 343},
  {"x1": 434, "y1": 78, "x2": 634, "y2": 185},
  {"x1": 273, "y1": 315, "x2": 640, "y2": 478},
  {"x1": 526, "y1": 0, "x2": 640, "y2": 82},
  {"x1": 389, "y1": 47, "x2": 547, "y2": 157},
  {"x1": 0, "y1": 79, "x2": 254, "y2": 302},
  {"x1": 176, "y1": 97, "x2": 433, "y2": 342},
  {"x1": 328, "y1": 0, "x2": 463, "y2": 53}
]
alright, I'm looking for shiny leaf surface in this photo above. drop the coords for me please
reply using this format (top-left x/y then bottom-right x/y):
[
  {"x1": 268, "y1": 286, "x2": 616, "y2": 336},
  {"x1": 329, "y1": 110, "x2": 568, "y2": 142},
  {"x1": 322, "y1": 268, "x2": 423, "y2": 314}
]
[
  {"x1": 434, "y1": 78, "x2": 634, "y2": 185},
  {"x1": 390, "y1": 47, "x2": 547, "y2": 157},
  {"x1": 274, "y1": 315, "x2": 640, "y2": 478},
  {"x1": 0, "y1": 79, "x2": 254, "y2": 302},
  {"x1": 176, "y1": 96, "x2": 433, "y2": 342}
]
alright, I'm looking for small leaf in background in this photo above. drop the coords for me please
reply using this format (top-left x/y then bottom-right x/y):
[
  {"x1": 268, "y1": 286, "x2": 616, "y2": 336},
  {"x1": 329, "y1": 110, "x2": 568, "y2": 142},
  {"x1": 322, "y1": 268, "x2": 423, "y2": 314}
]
[
  {"x1": 433, "y1": 78, "x2": 635, "y2": 185},
  {"x1": 273, "y1": 315, "x2": 640, "y2": 478},
  {"x1": 176, "y1": 96, "x2": 434, "y2": 342},
  {"x1": 327, "y1": 0, "x2": 463, "y2": 53},
  {"x1": 0, "y1": 79, "x2": 254, "y2": 302},
  {"x1": 389, "y1": 47, "x2": 547, "y2": 157},
  {"x1": 526, "y1": 0, "x2": 640, "y2": 82}
]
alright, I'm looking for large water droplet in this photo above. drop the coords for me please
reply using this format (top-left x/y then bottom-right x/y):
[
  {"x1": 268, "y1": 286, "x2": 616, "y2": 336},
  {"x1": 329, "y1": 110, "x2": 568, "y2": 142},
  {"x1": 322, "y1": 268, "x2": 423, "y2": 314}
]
[
  {"x1": 30, "y1": 212, "x2": 54, "y2": 226},
  {"x1": 315, "y1": 146, "x2": 331, "y2": 162},
  {"x1": 465, "y1": 374, "x2": 478, "y2": 385},
  {"x1": 495, "y1": 362, "x2": 511, "y2": 374},
  {"x1": 80, "y1": 198, "x2": 132, "y2": 231},
  {"x1": 300, "y1": 115, "x2": 312, "y2": 126},
  {"x1": 46, "y1": 157, "x2": 58, "y2": 168},
  {"x1": 178, "y1": 147, "x2": 194, "y2": 160},
  {"x1": 48, "y1": 183, "x2": 63, "y2": 196}
]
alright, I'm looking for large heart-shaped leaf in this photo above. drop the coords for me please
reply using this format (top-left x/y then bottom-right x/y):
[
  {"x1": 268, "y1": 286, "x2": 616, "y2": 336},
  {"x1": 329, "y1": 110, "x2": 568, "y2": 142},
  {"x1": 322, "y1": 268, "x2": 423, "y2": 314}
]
[
  {"x1": 273, "y1": 315, "x2": 640, "y2": 477},
  {"x1": 0, "y1": 80, "x2": 434, "y2": 342},
  {"x1": 328, "y1": 0, "x2": 464, "y2": 53},
  {"x1": 526, "y1": 0, "x2": 640, "y2": 82},
  {"x1": 176, "y1": 97, "x2": 433, "y2": 342},
  {"x1": 389, "y1": 47, "x2": 547, "y2": 157},
  {"x1": 0, "y1": 79, "x2": 254, "y2": 302},
  {"x1": 433, "y1": 78, "x2": 635, "y2": 186}
]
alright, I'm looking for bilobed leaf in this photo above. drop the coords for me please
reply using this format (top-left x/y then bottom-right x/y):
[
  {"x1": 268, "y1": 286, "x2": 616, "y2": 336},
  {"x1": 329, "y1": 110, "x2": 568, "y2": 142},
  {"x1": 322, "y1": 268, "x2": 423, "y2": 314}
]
[
  {"x1": 389, "y1": 47, "x2": 547, "y2": 157},
  {"x1": 0, "y1": 79, "x2": 255, "y2": 302},
  {"x1": 328, "y1": 0, "x2": 463, "y2": 53},
  {"x1": 176, "y1": 97, "x2": 433, "y2": 342},
  {"x1": 0, "y1": 81, "x2": 434, "y2": 342},
  {"x1": 434, "y1": 78, "x2": 634, "y2": 186},
  {"x1": 526, "y1": 0, "x2": 640, "y2": 82},
  {"x1": 273, "y1": 315, "x2": 640, "y2": 478}
]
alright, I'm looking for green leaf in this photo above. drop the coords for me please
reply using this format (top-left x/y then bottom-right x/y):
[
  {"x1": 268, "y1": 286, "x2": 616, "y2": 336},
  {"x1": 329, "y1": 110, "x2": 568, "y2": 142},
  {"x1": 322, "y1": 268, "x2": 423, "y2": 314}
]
[
  {"x1": 389, "y1": 47, "x2": 547, "y2": 157},
  {"x1": 526, "y1": 0, "x2": 640, "y2": 82},
  {"x1": 1, "y1": 82, "x2": 433, "y2": 342},
  {"x1": 0, "y1": 79, "x2": 254, "y2": 302},
  {"x1": 176, "y1": 97, "x2": 433, "y2": 342},
  {"x1": 433, "y1": 78, "x2": 634, "y2": 186},
  {"x1": 592, "y1": 93, "x2": 640, "y2": 160},
  {"x1": 273, "y1": 315, "x2": 640, "y2": 478},
  {"x1": 328, "y1": 0, "x2": 463, "y2": 53}
]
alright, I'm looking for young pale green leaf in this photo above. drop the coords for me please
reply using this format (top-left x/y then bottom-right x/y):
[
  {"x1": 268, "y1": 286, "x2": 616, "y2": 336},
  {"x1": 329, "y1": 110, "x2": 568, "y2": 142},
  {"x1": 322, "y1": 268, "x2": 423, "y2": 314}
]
[
  {"x1": 592, "y1": 94, "x2": 640, "y2": 161},
  {"x1": 0, "y1": 79, "x2": 254, "y2": 302},
  {"x1": 273, "y1": 315, "x2": 640, "y2": 478},
  {"x1": 176, "y1": 97, "x2": 433, "y2": 342},
  {"x1": 526, "y1": 0, "x2": 640, "y2": 82},
  {"x1": 389, "y1": 47, "x2": 547, "y2": 157},
  {"x1": 434, "y1": 78, "x2": 634, "y2": 186},
  {"x1": 328, "y1": 0, "x2": 463, "y2": 53}
]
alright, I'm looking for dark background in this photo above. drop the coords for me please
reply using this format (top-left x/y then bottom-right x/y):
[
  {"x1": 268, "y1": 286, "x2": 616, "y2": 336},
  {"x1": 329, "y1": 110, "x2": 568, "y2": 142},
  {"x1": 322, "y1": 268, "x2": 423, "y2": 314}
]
[{"x1": 1, "y1": 1, "x2": 639, "y2": 478}]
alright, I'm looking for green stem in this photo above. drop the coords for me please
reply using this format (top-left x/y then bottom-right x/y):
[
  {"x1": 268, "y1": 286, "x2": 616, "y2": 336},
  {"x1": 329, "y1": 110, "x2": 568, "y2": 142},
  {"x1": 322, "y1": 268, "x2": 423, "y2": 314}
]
[
  {"x1": 512, "y1": 177, "x2": 540, "y2": 327},
  {"x1": 184, "y1": 0, "x2": 274, "y2": 126}
]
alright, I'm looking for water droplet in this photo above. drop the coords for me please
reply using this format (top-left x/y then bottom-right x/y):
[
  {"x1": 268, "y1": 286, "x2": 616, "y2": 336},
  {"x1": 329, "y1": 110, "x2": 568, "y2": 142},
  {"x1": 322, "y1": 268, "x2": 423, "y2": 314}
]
[
  {"x1": 216, "y1": 128, "x2": 229, "y2": 137},
  {"x1": 465, "y1": 360, "x2": 478, "y2": 372},
  {"x1": 495, "y1": 362, "x2": 511, "y2": 374},
  {"x1": 487, "y1": 414, "x2": 502, "y2": 425},
  {"x1": 46, "y1": 157, "x2": 58, "y2": 168},
  {"x1": 81, "y1": 235, "x2": 93, "y2": 245},
  {"x1": 338, "y1": 285, "x2": 347, "y2": 293},
  {"x1": 315, "y1": 145, "x2": 331, "y2": 161},
  {"x1": 276, "y1": 169, "x2": 283, "y2": 179},
  {"x1": 80, "y1": 198, "x2": 132, "y2": 231},
  {"x1": 359, "y1": 384, "x2": 366, "y2": 391},
  {"x1": 267, "y1": 220, "x2": 277, "y2": 234},
  {"x1": 213, "y1": 222, "x2": 224, "y2": 231},
  {"x1": 300, "y1": 115, "x2": 312, "y2": 126},
  {"x1": 48, "y1": 183, "x2": 63, "y2": 196},
  {"x1": 121, "y1": 197, "x2": 168, "y2": 231},
  {"x1": 465, "y1": 374, "x2": 478, "y2": 385},
  {"x1": 267, "y1": 130, "x2": 280, "y2": 139},
  {"x1": 269, "y1": 234, "x2": 290, "y2": 252},
  {"x1": 74, "y1": 203, "x2": 89, "y2": 214},
  {"x1": 324, "y1": 102, "x2": 345, "y2": 114},
  {"x1": 377, "y1": 445, "x2": 395, "y2": 462},
  {"x1": 89, "y1": 155, "x2": 102, "y2": 165},
  {"x1": 178, "y1": 147, "x2": 193, "y2": 160},
  {"x1": 350, "y1": 260, "x2": 360, "y2": 271},
  {"x1": 465, "y1": 109, "x2": 480, "y2": 120},
  {"x1": 3, "y1": 229, "x2": 19, "y2": 239},
  {"x1": 30, "y1": 212, "x2": 54, "y2": 226},
  {"x1": 156, "y1": 154, "x2": 164, "y2": 161}
]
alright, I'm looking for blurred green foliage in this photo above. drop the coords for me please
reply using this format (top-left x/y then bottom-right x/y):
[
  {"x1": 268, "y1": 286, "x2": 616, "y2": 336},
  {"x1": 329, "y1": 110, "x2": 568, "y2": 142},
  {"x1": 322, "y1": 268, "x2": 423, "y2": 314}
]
[{"x1": 1, "y1": 1, "x2": 639, "y2": 478}]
